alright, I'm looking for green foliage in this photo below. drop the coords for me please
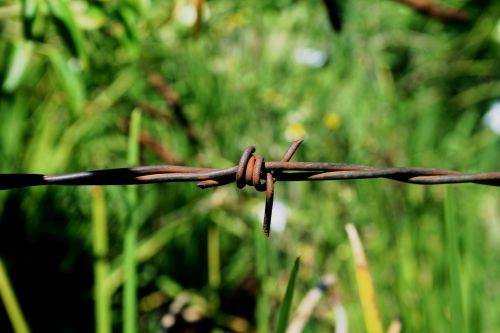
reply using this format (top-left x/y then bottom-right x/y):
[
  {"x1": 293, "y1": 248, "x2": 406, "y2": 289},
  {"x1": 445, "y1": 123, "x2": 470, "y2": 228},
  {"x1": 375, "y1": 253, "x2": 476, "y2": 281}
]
[{"x1": 0, "y1": 0, "x2": 499, "y2": 332}]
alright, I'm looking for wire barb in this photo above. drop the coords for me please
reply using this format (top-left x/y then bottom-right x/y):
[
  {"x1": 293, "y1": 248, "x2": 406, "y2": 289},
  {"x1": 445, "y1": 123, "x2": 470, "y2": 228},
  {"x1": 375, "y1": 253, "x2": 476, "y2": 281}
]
[{"x1": 0, "y1": 140, "x2": 498, "y2": 236}]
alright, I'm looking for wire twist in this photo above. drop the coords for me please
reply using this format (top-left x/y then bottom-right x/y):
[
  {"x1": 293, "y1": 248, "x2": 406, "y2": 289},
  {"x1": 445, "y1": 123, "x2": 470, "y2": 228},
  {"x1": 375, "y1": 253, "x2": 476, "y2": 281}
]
[
  {"x1": 235, "y1": 147, "x2": 273, "y2": 235},
  {"x1": 228, "y1": 140, "x2": 303, "y2": 236}
]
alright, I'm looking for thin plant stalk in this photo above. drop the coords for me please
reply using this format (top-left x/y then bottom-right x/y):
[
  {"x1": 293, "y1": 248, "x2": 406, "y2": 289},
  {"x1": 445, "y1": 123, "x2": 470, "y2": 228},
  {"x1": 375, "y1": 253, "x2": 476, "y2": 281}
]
[
  {"x1": 91, "y1": 186, "x2": 111, "y2": 333},
  {"x1": 0, "y1": 258, "x2": 30, "y2": 333},
  {"x1": 123, "y1": 109, "x2": 142, "y2": 333},
  {"x1": 445, "y1": 187, "x2": 464, "y2": 333}
]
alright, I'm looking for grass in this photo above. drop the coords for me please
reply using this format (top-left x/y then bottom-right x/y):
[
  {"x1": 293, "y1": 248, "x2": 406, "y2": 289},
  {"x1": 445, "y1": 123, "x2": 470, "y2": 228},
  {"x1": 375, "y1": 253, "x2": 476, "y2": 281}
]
[
  {"x1": 123, "y1": 109, "x2": 142, "y2": 333},
  {"x1": 0, "y1": 0, "x2": 499, "y2": 331}
]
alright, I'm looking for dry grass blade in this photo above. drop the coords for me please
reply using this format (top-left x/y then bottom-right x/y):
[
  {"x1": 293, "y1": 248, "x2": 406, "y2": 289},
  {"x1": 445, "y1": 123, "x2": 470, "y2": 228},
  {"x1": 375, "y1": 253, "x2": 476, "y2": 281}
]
[
  {"x1": 387, "y1": 319, "x2": 402, "y2": 333},
  {"x1": 345, "y1": 224, "x2": 384, "y2": 333},
  {"x1": 286, "y1": 274, "x2": 336, "y2": 333},
  {"x1": 333, "y1": 301, "x2": 348, "y2": 333}
]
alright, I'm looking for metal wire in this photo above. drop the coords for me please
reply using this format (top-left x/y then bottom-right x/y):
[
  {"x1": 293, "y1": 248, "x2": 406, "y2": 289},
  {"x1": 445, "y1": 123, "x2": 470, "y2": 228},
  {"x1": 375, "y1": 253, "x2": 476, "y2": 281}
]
[{"x1": 1, "y1": 140, "x2": 498, "y2": 235}]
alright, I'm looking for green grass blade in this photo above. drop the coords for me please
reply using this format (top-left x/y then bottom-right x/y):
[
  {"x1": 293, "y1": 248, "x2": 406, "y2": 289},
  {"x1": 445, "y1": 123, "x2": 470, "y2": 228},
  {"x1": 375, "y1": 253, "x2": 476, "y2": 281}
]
[
  {"x1": 47, "y1": 49, "x2": 85, "y2": 114},
  {"x1": 445, "y1": 187, "x2": 464, "y2": 333},
  {"x1": 21, "y1": 0, "x2": 37, "y2": 39},
  {"x1": 46, "y1": 0, "x2": 85, "y2": 60},
  {"x1": 118, "y1": 7, "x2": 140, "y2": 43},
  {"x1": 2, "y1": 40, "x2": 33, "y2": 93},
  {"x1": 123, "y1": 109, "x2": 141, "y2": 333},
  {"x1": 276, "y1": 257, "x2": 300, "y2": 333},
  {"x1": 0, "y1": 258, "x2": 31, "y2": 333},
  {"x1": 127, "y1": 109, "x2": 141, "y2": 166},
  {"x1": 256, "y1": 293, "x2": 271, "y2": 333},
  {"x1": 91, "y1": 186, "x2": 111, "y2": 333}
]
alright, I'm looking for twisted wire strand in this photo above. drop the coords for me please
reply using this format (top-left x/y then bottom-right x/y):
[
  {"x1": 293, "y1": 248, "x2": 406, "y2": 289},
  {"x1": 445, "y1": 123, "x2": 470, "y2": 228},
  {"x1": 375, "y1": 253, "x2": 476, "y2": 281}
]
[
  {"x1": 1, "y1": 140, "x2": 498, "y2": 188},
  {"x1": 0, "y1": 140, "x2": 498, "y2": 234}
]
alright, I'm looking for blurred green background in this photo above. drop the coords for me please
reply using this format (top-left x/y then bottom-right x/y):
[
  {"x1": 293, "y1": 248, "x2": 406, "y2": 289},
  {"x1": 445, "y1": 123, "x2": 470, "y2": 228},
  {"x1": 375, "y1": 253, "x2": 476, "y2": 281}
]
[{"x1": 0, "y1": 0, "x2": 499, "y2": 332}]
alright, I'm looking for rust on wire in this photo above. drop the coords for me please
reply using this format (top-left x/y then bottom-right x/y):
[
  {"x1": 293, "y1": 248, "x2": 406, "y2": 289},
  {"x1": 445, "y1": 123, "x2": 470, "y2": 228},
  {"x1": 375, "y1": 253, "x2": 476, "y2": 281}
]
[{"x1": 0, "y1": 140, "x2": 498, "y2": 235}]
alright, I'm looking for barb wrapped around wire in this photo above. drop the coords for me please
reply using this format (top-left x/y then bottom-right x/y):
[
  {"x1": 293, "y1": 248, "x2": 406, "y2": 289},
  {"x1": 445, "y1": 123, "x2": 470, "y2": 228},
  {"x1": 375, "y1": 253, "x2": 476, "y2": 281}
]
[{"x1": 0, "y1": 140, "x2": 499, "y2": 236}]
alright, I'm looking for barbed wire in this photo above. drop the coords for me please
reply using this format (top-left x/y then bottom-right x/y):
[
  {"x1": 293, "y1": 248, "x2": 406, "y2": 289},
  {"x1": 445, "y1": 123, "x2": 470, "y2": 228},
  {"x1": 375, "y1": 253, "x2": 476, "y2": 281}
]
[{"x1": 1, "y1": 140, "x2": 498, "y2": 236}]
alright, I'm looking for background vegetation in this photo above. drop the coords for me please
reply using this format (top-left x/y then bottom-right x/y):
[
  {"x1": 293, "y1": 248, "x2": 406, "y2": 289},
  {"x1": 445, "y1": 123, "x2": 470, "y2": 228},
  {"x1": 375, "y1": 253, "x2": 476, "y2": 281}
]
[{"x1": 0, "y1": 0, "x2": 499, "y2": 332}]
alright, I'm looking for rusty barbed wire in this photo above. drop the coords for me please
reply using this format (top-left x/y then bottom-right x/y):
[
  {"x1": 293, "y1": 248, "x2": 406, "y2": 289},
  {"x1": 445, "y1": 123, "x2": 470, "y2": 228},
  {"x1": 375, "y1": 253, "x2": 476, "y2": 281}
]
[{"x1": 0, "y1": 140, "x2": 498, "y2": 236}]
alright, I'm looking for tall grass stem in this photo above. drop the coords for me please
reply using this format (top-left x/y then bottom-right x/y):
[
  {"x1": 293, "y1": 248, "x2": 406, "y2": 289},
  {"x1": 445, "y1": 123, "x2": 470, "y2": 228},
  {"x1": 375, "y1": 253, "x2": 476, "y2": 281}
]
[
  {"x1": 123, "y1": 109, "x2": 142, "y2": 333},
  {"x1": 91, "y1": 186, "x2": 111, "y2": 333}
]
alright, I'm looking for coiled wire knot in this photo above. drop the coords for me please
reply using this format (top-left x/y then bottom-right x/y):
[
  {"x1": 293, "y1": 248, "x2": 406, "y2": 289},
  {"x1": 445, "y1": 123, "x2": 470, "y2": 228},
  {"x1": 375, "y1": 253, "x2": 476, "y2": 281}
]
[
  {"x1": 235, "y1": 140, "x2": 303, "y2": 237},
  {"x1": 235, "y1": 147, "x2": 269, "y2": 191}
]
